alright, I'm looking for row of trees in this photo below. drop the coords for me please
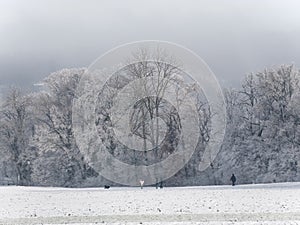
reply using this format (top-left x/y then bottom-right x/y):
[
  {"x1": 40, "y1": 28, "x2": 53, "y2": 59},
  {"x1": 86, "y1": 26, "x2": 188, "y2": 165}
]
[
  {"x1": 216, "y1": 65, "x2": 300, "y2": 184},
  {"x1": 0, "y1": 68, "x2": 97, "y2": 186},
  {"x1": 0, "y1": 63, "x2": 299, "y2": 186}
]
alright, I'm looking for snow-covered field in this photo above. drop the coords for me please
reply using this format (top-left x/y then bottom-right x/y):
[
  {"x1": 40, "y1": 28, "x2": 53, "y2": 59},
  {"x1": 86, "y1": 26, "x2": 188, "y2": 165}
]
[{"x1": 1, "y1": 182, "x2": 300, "y2": 225}]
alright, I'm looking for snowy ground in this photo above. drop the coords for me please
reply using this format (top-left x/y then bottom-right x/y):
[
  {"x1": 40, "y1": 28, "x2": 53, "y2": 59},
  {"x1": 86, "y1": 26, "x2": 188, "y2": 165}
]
[{"x1": 0, "y1": 183, "x2": 300, "y2": 225}]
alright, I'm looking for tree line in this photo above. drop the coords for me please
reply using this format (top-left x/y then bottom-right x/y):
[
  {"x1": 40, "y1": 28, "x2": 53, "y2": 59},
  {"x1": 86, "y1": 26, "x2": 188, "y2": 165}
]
[{"x1": 0, "y1": 64, "x2": 299, "y2": 186}]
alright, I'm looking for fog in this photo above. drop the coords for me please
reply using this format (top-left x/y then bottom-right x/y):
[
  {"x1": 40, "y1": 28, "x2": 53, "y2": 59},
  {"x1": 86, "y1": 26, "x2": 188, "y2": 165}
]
[{"x1": 0, "y1": 0, "x2": 300, "y2": 90}]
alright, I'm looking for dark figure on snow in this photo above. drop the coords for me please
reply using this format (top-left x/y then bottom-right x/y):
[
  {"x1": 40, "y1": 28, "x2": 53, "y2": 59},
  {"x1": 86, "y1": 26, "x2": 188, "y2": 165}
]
[
  {"x1": 156, "y1": 181, "x2": 163, "y2": 189},
  {"x1": 230, "y1": 174, "x2": 236, "y2": 186}
]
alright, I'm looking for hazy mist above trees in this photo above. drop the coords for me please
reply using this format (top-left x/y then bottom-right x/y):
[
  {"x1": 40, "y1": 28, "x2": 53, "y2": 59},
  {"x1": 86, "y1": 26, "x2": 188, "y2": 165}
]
[{"x1": 1, "y1": 0, "x2": 300, "y2": 89}]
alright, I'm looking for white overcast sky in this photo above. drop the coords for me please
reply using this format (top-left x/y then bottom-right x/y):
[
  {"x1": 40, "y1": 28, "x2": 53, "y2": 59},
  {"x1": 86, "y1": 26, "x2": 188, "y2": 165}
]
[{"x1": 0, "y1": 0, "x2": 300, "y2": 88}]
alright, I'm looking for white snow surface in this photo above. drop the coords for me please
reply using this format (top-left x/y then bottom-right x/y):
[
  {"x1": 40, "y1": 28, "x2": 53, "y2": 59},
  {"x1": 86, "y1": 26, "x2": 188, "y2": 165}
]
[{"x1": 0, "y1": 182, "x2": 300, "y2": 225}]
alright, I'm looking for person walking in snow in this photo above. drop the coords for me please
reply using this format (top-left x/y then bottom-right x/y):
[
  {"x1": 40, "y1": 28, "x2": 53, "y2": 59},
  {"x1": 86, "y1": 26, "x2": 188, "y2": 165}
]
[{"x1": 230, "y1": 174, "x2": 236, "y2": 186}]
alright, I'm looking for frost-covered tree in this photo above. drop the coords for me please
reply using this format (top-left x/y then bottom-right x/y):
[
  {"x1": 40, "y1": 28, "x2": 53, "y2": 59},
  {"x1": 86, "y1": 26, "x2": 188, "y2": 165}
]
[
  {"x1": 256, "y1": 65, "x2": 298, "y2": 136},
  {"x1": 0, "y1": 88, "x2": 36, "y2": 185},
  {"x1": 215, "y1": 64, "x2": 300, "y2": 184},
  {"x1": 32, "y1": 68, "x2": 97, "y2": 186},
  {"x1": 124, "y1": 49, "x2": 182, "y2": 158},
  {"x1": 89, "y1": 48, "x2": 213, "y2": 185}
]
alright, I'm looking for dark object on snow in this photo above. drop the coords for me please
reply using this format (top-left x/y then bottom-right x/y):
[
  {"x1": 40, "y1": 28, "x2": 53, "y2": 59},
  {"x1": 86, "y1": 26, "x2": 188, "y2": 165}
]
[
  {"x1": 230, "y1": 174, "x2": 236, "y2": 186},
  {"x1": 155, "y1": 181, "x2": 163, "y2": 189},
  {"x1": 159, "y1": 181, "x2": 163, "y2": 189},
  {"x1": 104, "y1": 185, "x2": 110, "y2": 189}
]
